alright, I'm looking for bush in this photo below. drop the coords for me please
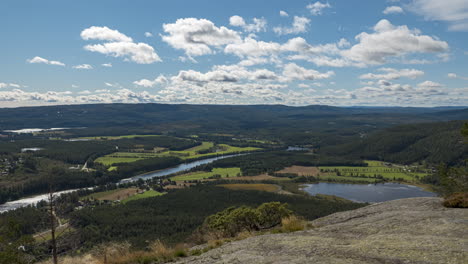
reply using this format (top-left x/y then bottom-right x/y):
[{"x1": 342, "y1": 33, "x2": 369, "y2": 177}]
[
  {"x1": 443, "y1": 193, "x2": 468, "y2": 208},
  {"x1": 201, "y1": 202, "x2": 292, "y2": 238}
]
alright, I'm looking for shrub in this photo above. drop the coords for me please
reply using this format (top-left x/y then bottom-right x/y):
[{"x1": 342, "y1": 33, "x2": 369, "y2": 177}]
[
  {"x1": 201, "y1": 202, "x2": 292, "y2": 238},
  {"x1": 443, "y1": 193, "x2": 468, "y2": 208}
]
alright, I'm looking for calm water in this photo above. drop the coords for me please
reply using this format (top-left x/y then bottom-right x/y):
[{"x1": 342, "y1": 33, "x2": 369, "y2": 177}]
[
  {"x1": 120, "y1": 154, "x2": 241, "y2": 183},
  {"x1": 302, "y1": 182, "x2": 436, "y2": 203},
  {"x1": 0, "y1": 154, "x2": 241, "y2": 212}
]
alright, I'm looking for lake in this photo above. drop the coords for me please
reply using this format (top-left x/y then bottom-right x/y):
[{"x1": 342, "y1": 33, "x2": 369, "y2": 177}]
[{"x1": 302, "y1": 182, "x2": 436, "y2": 203}]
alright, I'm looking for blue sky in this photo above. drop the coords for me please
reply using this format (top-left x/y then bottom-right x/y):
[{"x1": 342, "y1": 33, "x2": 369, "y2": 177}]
[{"x1": 0, "y1": 0, "x2": 467, "y2": 107}]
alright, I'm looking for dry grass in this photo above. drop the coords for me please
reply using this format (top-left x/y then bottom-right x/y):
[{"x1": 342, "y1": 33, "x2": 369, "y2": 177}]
[
  {"x1": 38, "y1": 254, "x2": 100, "y2": 264},
  {"x1": 281, "y1": 216, "x2": 307, "y2": 232},
  {"x1": 277, "y1": 165, "x2": 320, "y2": 176},
  {"x1": 84, "y1": 188, "x2": 139, "y2": 201},
  {"x1": 224, "y1": 174, "x2": 284, "y2": 181},
  {"x1": 218, "y1": 183, "x2": 280, "y2": 192}
]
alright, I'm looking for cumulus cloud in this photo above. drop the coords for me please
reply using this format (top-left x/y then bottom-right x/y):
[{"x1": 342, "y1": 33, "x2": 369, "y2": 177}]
[
  {"x1": 72, "y1": 64, "x2": 93, "y2": 70},
  {"x1": 229, "y1": 16, "x2": 267, "y2": 32},
  {"x1": 280, "y1": 11, "x2": 289, "y2": 17},
  {"x1": 134, "y1": 75, "x2": 168, "y2": 87},
  {"x1": 81, "y1": 26, "x2": 133, "y2": 42},
  {"x1": 273, "y1": 16, "x2": 311, "y2": 35},
  {"x1": 144, "y1": 32, "x2": 153, "y2": 37},
  {"x1": 224, "y1": 37, "x2": 281, "y2": 58},
  {"x1": 383, "y1": 6, "x2": 404, "y2": 15},
  {"x1": 101, "y1": 63, "x2": 112, "y2": 67},
  {"x1": 81, "y1": 26, "x2": 161, "y2": 64},
  {"x1": 161, "y1": 18, "x2": 241, "y2": 57},
  {"x1": 27, "y1": 56, "x2": 65, "y2": 66},
  {"x1": 408, "y1": 0, "x2": 468, "y2": 31},
  {"x1": 360, "y1": 68, "x2": 424, "y2": 80},
  {"x1": 341, "y1": 19, "x2": 449, "y2": 65},
  {"x1": 172, "y1": 65, "x2": 278, "y2": 84},
  {"x1": 307, "y1": 1, "x2": 331, "y2": 16},
  {"x1": 84, "y1": 42, "x2": 161, "y2": 64},
  {"x1": 418, "y1": 80, "x2": 443, "y2": 88},
  {"x1": 0, "y1": 83, "x2": 22, "y2": 89},
  {"x1": 448, "y1": 73, "x2": 468, "y2": 80},
  {"x1": 282, "y1": 63, "x2": 334, "y2": 81}
]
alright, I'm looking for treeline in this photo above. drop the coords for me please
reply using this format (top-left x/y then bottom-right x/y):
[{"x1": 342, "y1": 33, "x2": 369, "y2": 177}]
[
  {"x1": 0, "y1": 136, "x2": 199, "y2": 164},
  {"x1": 112, "y1": 156, "x2": 182, "y2": 177},
  {"x1": 198, "y1": 151, "x2": 366, "y2": 176},
  {"x1": 70, "y1": 185, "x2": 364, "y2": 249},
  {"x1": 320, "y1": 120, "x2": 468, "y2": 165}
]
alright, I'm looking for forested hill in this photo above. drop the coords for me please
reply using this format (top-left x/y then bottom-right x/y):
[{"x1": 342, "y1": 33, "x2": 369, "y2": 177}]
[
  {"x1": 0, "y1": 103, "x2": 466, "y2": 130},
  {"x1": 321, "y1": 120, "x2": 468, "y2": 165}
]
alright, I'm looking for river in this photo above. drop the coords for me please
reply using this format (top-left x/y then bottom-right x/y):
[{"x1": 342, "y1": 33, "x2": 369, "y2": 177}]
[
  {"x1": 302, "y1": 182, "x2": 436, "y2": 203},
  {"x1": 0, "y1": 154, "x2": 240, "y2": 213}
]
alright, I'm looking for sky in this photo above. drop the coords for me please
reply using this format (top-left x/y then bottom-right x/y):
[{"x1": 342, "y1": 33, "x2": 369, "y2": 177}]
[{"x1": 0, "y1": 0, "x2": 467, "y2": 107}]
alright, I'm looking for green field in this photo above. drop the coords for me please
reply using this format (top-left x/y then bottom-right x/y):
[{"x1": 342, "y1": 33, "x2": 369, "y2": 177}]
[
  {"x1": 171, "y1": 167, "x2": 241, "y2": 181},
  {"x1": 319, "y1": 160, "x2": 429, "y2": 182},
  {"x1": 95, "y1": 142, "x2": 261, "y2": 167},
  {"x1": 122, "y1": 190, "x2": 165, "y2": 204},
  {"x1": 81, "y1": 188, "x2": 138, "y2": 201}
]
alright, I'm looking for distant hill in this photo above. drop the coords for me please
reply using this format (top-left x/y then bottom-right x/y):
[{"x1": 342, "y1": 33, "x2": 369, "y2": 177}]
[
  {"x1": 0, "y1": 103, "x2": 466, "y2": 130},
  {"x1": 321, "y1": 120, "x2": 468, "y2": 165}
]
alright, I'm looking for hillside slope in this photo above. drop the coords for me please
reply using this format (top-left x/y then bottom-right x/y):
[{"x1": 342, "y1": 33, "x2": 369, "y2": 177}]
[{"x1": 177, "y1": 197, "x2": 467, "y2": 264}]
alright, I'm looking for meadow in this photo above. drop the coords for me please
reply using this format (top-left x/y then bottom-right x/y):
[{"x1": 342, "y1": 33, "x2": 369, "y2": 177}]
[
  {"x1": 82, "y1": 188, "x2": 139, "y2": 201},
  {"x1": 171, "y1": 167, "x2": 241, "y2": 181},
  {"x1": 121, "y1": 190, "x2": 165, "y2": 204},
  {"x1": 95, "y1": 142, "x2": 261, "y2": 167},
  {"x1": 319, "y1": 160, "x2": 429, "y2": 182},
  {"x1": 218, "y1": 183, "x2": 280, "y2": 193}
]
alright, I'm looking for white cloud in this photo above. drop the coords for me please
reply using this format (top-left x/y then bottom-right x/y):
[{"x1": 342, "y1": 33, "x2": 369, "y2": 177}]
[
  {"x1": 84, "y1": 42, "x2": 161, "y2": 64},
  {"x1": 0, "y1": 83, "x2": 22, "y2": 89},
  {"x1": 341, "y1": 19, "x2": 449, "y2": 65},
  {"x1": 73, "y1": 64, "x2": 93, "y2": 70},
  {"x1": 417, "y1": 80, "x2": 443, "y2": 88},
  {"x1": 134, "y1": 75, "x2": 168, "y2": 87},
  {"x1": 72, "y1": 85, "x2": 79, "y2": 88},
  {"x1": 360, "y1": 68, "x2": 424, "y2": 80},
  {"x1": 383, "y1": 6, "x2": 404, "y2": 15},
  {"x1": 280, "y1": 11, "x2": 289, "y2": 17},
  {"x1": 27, "y1": 56, "x2": 65, "y2": 66},
  {"x1": 172, "y1": 65, "x2": 278, "y2": 84},
  {"x1": 144, "y1": 32, "x2": 153, "y2": 37},
  {"x1": 307, "y1": 1, "x2": 331, "y2": 16},
  {"x1": 408, "y1": 0, "x2": 468, "y2": 31},
  {"x1": 81, "y1": 26, "x2": 161, "y2": 64},
  {"x1": 447, "y1": 73, "x2": 468, "y2": 80},
  {"x1": 224, "y1": 37, "x2": 281, "y2": 58},
  {"x1": 273, "y1": 16, "x2": 310, "y2": 35},
  {"x1": 81, "y1": 26, "x2": 133, "y2": 42},
  {"x1": 101, "y1": 63, "x2": 112, "y2": 67},
  {"x1": 281, "y1": 63, "x2": 334, "y2": 81},
  {"x1": 162, "y1": 18, "x2": 241, "y2": 57},
  {"x1": 229, "y1": 16, "x2": 267, "y2": 32},
  {"x1": 229, "y1": 16, "x2": 245, "y2": 27}
]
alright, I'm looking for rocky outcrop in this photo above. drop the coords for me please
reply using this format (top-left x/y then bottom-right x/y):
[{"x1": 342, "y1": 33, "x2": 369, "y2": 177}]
[{"x1": 177, "y1": 197, "x2": 468, "y2": 264}]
